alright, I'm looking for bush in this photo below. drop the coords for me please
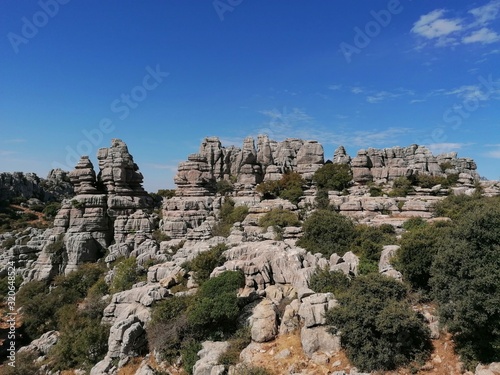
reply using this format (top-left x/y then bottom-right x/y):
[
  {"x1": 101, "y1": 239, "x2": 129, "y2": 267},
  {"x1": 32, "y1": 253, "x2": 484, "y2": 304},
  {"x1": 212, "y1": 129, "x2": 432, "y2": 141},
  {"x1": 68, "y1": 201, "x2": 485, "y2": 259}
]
[
  {"x1": 258, "y1": 208, "x2": 300, "y2": 229},
  {"x1": 432, "y1": 193, "x2": 487, "y2": 220},
  {"x1": 309, "y1": 267, "x2": 350, "y2": 295},
  {"x1": 395, "y1": 222, "x2": 452, "y2": 292},
  {"x1": 152, "y1": 229, "x2": 171, "y2": 243},
  {"x1": 349, "y1": 225, "x2": 397, "y2": 274},
  {"x1": 43, "y1": 202, "x2": 61, "y2": 219},
  {"x1": 181, "y1": 340, "x2": 202, "y2": 375},
  {"x1": 17, "y1": 263, "x2": 106, "y2": 340},
  {"x1": 216, "y1": 179, "x2": 234, "y2": 195},
  {"x1": 157, "y1": 189, "x2": 176, "y2": 199},
  {"x1": 184, "y1": 243, "x2": 227, "y2": 284},
  {"x1": 369, "y1": 185, "x2": 384, "y2": 197},
  {"x1": 147, "y1": 295, "x2": 194, "y2": 362},
  {"x1": 326, "y1": 274, "x2": 431, "y2": 372},
  {"x1": 1, "y1": 351, "x2": 40, "y2": 374},
  {"x1": 218, "y1": 327, "x2": 252, "y2": 366},
  {"x1": 188, "y1": 270, "x2": 245, "y2": 337},
  {"x1": 50, "y1": 304, "x2": 110, "y2": 371},
  {"x1": 232, "y1": 365, "x2": 272, "y2": 375},
  {"x1": 313, "y1": 163, "x2": 352, "y2": 191},
  {"x1": 212, "y1": 198, "x2": 248, "y2": 237},
  {"x1": 388, "y1": 176, "x2": 413, "y2": 197},
  {"x1": 256, "y1": 172, "x2": 305, "y2": 204},
  {"x1": 297, "y1": 209, "x2": 355, "y2": 257},
  {"x1": 430, "y1": 201, "x2": 500, "y2": 368},
  {"x1": 110, "y1": 257, "x2": 141, "y2": 293},
  {"x1": 402, "y1": 217, "x2": 427, "y2": 231}
]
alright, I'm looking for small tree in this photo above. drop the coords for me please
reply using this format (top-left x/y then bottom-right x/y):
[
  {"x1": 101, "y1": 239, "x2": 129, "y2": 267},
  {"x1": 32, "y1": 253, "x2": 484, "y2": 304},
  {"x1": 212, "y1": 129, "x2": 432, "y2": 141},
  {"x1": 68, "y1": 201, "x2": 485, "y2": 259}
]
[
  {"x1": 312, "y1": 163, "x2": 352, "y2": 191},
  {"x1": 110, "y1": 257, "x2": 140, "y2": 294},
  {"x1": 297, "y1": 209, "x2": 355, "y2": 257},
  {"x1": 326, "y1": 274, "x2": 431, "y2": 372}
]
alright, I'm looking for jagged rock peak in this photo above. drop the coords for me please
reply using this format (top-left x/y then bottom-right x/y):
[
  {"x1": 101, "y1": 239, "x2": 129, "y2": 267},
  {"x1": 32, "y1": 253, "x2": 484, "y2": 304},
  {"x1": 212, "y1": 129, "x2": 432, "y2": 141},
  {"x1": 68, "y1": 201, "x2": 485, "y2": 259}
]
[
  {"x1": 173, "y1": 135, "x2": 326, "y2": 194},
  {"x1": 97, "y1": 138, "x2": 147, "y2": 196},
  {"x1": 333, "y1": 146, "x2": 351, "y2": 164},
  {"x1": 69, "y1": 156, "x2": 98, "y2": 195}
]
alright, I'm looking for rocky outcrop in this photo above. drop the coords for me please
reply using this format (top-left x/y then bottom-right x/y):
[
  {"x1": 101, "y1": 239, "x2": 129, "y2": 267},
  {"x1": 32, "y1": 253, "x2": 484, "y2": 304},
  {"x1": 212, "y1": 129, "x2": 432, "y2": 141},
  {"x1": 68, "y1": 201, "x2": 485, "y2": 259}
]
[
  {"x1": 27, "y1": 139, "x2": 155, "y2": 280},
  {"x1": 345, "y1": 145, "x2": 479, "y2": 184},
  {"x1": 0, "y1": 169, "x2": 73, "y2": 203}
]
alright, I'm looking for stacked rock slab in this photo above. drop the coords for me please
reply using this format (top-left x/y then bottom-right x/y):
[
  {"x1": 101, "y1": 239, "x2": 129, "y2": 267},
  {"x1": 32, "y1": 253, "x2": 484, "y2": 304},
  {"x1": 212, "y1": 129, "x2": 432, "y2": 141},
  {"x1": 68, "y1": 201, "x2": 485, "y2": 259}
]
[
  {"x1": 27, "y1": 139, "x2": 154, "y2": 280},
  {"x1": 346, "y1": 145, "x2": 479, "y2": 184},
  {"x1": 162, "y1": 135, "x2": 325, "y2": 238}
]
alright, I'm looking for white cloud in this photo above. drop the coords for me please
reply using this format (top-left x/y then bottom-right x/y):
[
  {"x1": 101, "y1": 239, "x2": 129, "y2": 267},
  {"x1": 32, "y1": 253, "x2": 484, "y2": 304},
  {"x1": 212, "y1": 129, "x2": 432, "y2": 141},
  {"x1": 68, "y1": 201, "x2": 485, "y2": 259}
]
[
  {"x1": 410, "y1": 99, "x2": 426, "y2": 104},
  {"x1": 486, "y1": 149, "x2": 500, "y2": 158},
  {"x1": 463, "y1": 27, "x2": 500, "y2": 44},
  {"x1": 2, "y1": 139, "x2": 26, "y2": 144},
  {"x1": 412, "y1": 2, "x2": 500, "y2": 49},
  {"x1": 328, "y1": 84, "x2": 342, "y2": 91},
  {"x1": 426, "y1": 143, "x2": 474, "y2": 154},
  {"x1": 0, "y1": 150, "x2": 16, "y2": 157},
  {"x1": 470, "y1": 0, "x2": 500, "y2": 25},
  {"x1": 366, "y1": 91, "x2": 399, "y2": 103},
  {"x1": 351, "y1": 87, "x2": 364, "y2": 94},
  {"x1": 411, "y1": 9, "x2": 463, "y2": 40}
]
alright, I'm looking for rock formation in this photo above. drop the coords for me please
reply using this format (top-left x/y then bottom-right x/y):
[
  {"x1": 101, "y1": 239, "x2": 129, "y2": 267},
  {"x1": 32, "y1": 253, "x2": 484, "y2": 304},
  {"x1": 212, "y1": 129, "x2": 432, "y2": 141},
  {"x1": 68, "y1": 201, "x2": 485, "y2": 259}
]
[
  {"x1": 345, "y1": 145, "x2": 479, "y2": 184},
  {"x1": 26, "y1": 139, "x2": 156, "y2": 280},
  {"x1": 0, "y1": 169, "x2": 73, "y2": 203}
]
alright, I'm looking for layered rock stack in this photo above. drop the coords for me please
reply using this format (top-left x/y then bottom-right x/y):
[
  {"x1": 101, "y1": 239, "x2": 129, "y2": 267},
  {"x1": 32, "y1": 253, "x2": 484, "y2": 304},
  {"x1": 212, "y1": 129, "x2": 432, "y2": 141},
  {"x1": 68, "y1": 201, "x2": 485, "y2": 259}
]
[
  {"x1": 27, "y1": 139, "x2": 155, "y2": 280},
  {"x1": 163, "y1": 135, "x2": 325, "y2": 238},
  {"x1": 347, "y1": 145, "x2": 479, "y2": 184}
]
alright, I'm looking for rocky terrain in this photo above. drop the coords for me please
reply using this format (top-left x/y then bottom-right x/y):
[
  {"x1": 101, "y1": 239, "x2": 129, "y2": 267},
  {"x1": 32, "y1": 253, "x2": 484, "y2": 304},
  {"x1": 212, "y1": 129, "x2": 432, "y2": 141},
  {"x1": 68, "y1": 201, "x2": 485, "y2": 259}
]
[{"x1": 1, "y1": 137, "x2": 499, "y2": 375}]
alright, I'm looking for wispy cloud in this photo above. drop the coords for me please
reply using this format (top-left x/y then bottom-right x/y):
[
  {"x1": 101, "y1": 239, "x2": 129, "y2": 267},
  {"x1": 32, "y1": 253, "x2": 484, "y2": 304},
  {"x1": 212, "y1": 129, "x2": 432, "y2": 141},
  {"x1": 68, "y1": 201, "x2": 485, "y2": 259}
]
[
  {"x1": 350, "y1": 87, "x2": 364, "y2": 94},
  {"x1": 2, "y1": 138, "x2": 26, "y2": 144},
  {"x1": 144, "y1": 163, "x2": 178, "y2": 172},
  {"x1": 412, "y1": 1, "x2": 500, "y2": 48},
  {"x1": 256, "y1": 108, "x2": 412, "y2": 149},
  {"x1": 411, "y1": 9, "x2": 463, "y2": 46},
  {"x1": 463, "y1": 27, "x2": 500, "y2": 44},
  {"x1": 484, "y1": 143, "x2": 500, "y2": 158},
  {"x1": 0, "y1": 150, "x2": 17, "y2": 157},
  {"x1": 426, "y1": 142, "x2": 471, "y2": 154},
  {"x1": 328, "y1": 84, "x2": 342, "y2": 91},
  {"x1": 470, "y1": 0, "x2": 500, "y2": 25}
]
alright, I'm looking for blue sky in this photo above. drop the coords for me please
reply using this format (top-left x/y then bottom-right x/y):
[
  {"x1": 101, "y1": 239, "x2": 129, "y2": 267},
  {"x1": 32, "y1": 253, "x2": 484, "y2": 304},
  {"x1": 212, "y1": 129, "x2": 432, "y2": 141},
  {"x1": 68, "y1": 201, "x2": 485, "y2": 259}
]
[{"x1": 1, "y1": 0, "x2": 499, "y2": 191}]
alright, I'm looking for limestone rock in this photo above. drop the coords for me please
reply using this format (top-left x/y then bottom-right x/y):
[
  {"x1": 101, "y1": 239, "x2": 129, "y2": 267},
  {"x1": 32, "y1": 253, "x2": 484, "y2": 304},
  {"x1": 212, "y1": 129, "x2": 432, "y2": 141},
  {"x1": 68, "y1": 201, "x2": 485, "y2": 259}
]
[
  {"x1": 333, "y1": 146, "x2": 351, "y2": 164},
  {"x1": 250, "y1": 299, "x2": 278, "y2": 342},
  {"x1": 193, "y1": 341, "x2": 230, "y2": 375},
  {"x1": 300, "y1": 326, "x2": 341, "y2": 358},
  {"x1": 298, "y1": 293, "x2": 337, "y2": 328}
]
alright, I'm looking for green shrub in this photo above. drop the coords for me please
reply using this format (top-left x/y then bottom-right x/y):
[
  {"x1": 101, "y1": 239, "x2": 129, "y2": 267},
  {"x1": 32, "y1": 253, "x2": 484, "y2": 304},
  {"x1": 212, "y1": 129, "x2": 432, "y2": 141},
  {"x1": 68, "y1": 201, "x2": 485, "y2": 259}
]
[
  {"x1": 17, "y1": 263, "x2": 106, "y2": 340},
  {"x1": 313, "y1": 163, "x2": 352, "y2": 191},
  {"x1": 297, "y1": 209, "x2": 355, "y2": 257},
  {"x1": 157, "y1": 189, "x2": 176, "y2": 199},
  {"x1": 369, "y1": 185, "x2": 384, "y2": 197},
  {"x1": 50, "y1": 304, "x2": 110, "y2": 371},
  {"x1": 314, "y1": 188, "x2": 331, "y2": 209},
  {"x1": 256, "y1": 172, "x2": 305, "y2": 204},
  {"x1": 152, "y1": 229, "x2": 171, "y2": 243},
  {"x1": 218, "y1": 327, "x2": 252, "y2": 366},
  {"x1": 402, "y1": 217, "x2": 427, "y2": 231},
  {"x1": 110, "y1": 257, "x2": 141, "y2": 293},
  {"x1": 347, "y1": 224, "x2": 398, "y2": 275},
  {"x1": 181, "y1": 340, "x2": 202, "y2": 375},
  {"x1": 326, "y1": 274, "x2": 431, "y2": 372},
  {"x1": 388, "y1": 176, "x2": 413, "y2": 197},
  {"x1": 216, "y1": 179, "x2": 234, "y2": 195},
  {"x1": 184, "y1": 243, "x2": 227, "y2": 284},
  {"x1": 1, "y1": 351, "x2": 40, "y2": 375},
  {"x1": 439, "y1": 161, "x2": 454, "y2": 172},
  {"x1": 212, "y1": 198, "x2": 249, "y2": 237},
  {"x1": 0, "y1": 274, "x2": 22, "y2": 302},
  {"x1": 432, "y1": 193, "x2": 488, "y2": 220},
  {"x1": 147, "y1": 295, "x2": 194, "y2": 362},
  {"x1": 395, "y1": 222, "x2": 451, "y2": 292},
  {"x1": 258, "y1": 208, "x2": 300, "y2": 229},
  {"x1": 309, "y1": 267, "x2": 350, "y2": 295},
  {"x1": 430, "y1": 200, "x2": 500, "y2": 368},
  {"x1": 188, "y1": 271, "x2": 245, "y2": 337}
]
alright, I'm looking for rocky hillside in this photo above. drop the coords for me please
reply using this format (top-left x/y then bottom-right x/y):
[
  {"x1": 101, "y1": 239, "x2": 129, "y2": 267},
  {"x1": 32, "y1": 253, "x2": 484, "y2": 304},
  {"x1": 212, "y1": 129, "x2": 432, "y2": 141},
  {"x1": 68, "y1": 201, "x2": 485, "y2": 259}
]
[{"x1": 1, "y1": 137, "x2": 499, "y2": 375}]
